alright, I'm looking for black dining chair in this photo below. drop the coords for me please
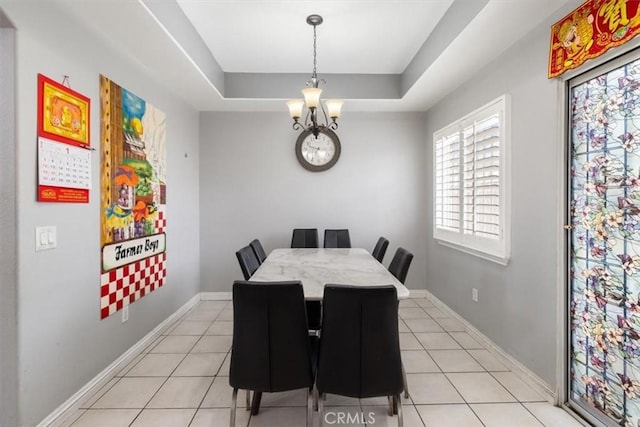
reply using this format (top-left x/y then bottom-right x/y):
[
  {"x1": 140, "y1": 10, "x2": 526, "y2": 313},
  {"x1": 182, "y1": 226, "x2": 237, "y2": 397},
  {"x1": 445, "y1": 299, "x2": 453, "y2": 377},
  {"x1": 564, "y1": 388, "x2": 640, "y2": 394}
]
[
  {"x1": 323, "y1": 229, "x2": 351, "y2": 248},
  {"x1": 306, "y1": 301, "x2": 322, "y2": 332},
  {"x1": 291, "y1": 228, "x2": 319, "y2": 248},
  {"x1": 229, "y1": 281, "x2": 315, "y2": 427},
  {"x1": 372, "y1": 236, "x2": 389, "y2": 263},
  {"x1": 387, "y1": 247, "x2": 414, "y2": 399},
  {"x1": 249, "y1": 239, "x2": 267, "y2": 264},
  {"x1": 235, "y1": 245, "x2": 260, "y2": 280},
  {"x1": 316, "y1": 284, "x2": 404, "y2": 427},
  {"x1": 388, "y1": 247, "x2": 414, "y2": 284}
]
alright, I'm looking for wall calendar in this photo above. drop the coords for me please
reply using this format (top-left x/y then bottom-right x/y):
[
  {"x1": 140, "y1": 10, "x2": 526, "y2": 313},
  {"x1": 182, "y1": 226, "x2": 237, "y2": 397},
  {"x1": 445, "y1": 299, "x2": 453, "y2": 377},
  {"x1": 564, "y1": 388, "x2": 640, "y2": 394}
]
[
  {"x1": 38, "y1": 137, "x2": 91, "y2": 202},
  {"x1": 37, "y1": 73, "x2": 91, "y2": 203}
]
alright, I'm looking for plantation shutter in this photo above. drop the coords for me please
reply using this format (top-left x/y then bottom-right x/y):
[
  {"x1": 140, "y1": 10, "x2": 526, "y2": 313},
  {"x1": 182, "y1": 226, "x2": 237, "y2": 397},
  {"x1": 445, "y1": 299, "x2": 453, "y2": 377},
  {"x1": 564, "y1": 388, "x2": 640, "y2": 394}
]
[
  {"x1": 435, "y1": 130, "x2": 461, "y2": 232},
  {"x1": 433, "y1": 95, "x2": 509, "y2": 264},
  {"x1": 462, "y1": 113, "x2": 501, "y2": 239}
]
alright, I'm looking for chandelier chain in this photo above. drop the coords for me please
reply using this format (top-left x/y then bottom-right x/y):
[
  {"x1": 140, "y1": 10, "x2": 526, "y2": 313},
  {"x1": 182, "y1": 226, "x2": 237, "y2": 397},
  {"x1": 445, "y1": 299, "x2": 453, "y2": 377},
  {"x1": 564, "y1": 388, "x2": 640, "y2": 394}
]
[{"x1": 312, "y1": 24, "x2": 318, "y2": 80}]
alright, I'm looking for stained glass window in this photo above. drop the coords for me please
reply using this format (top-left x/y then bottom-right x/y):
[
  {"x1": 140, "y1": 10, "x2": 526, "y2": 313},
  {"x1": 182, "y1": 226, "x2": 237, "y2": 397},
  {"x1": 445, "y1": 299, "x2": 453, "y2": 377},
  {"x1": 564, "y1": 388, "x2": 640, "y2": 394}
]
[{"x1": 570, "y1": 56, "x2": 640, "y2": 426}]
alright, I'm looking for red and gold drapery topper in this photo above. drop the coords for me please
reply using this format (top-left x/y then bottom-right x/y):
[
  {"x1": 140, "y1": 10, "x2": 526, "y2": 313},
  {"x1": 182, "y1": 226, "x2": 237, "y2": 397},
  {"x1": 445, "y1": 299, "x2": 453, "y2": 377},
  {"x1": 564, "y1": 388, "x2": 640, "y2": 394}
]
[{"x1": 549, "y1": 0, "x2": 640, "y2": 78}]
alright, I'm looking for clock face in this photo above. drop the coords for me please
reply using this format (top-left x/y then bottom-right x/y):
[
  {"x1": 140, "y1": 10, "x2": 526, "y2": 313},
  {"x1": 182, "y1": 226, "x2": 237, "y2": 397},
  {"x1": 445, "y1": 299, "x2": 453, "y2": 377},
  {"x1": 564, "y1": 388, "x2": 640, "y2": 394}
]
[
  {"x1": 301, "y1": 133, "x2": 335, "y2": 166},
  {"x1": 295, "y1": 128, "x2": 341, "y2": 172}
]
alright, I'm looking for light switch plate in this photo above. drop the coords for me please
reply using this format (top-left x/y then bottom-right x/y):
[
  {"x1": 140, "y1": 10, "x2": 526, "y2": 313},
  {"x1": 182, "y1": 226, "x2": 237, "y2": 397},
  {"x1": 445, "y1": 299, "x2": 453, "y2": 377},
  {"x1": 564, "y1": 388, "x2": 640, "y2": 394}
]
[{"x1": 36, "y1": 226, "x2": 57, "y2": 251}]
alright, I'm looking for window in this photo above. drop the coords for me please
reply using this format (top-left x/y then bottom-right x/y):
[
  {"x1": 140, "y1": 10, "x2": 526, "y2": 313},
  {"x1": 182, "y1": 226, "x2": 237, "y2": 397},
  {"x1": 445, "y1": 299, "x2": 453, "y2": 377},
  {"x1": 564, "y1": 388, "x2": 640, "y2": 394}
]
[{"x1": 433, "y1": 95, "x2": 510, "y2": 265}]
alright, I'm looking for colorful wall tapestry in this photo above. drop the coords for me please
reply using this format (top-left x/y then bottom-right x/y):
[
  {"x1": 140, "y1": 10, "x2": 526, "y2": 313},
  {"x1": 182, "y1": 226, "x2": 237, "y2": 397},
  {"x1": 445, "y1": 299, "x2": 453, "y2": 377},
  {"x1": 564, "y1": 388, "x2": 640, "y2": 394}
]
[
  {"x1": 99, "y1": 75, "x2": 167, "y2": 319},
  {"x1": 549, "y1": 0, "x2": 640, "y2": 78}
]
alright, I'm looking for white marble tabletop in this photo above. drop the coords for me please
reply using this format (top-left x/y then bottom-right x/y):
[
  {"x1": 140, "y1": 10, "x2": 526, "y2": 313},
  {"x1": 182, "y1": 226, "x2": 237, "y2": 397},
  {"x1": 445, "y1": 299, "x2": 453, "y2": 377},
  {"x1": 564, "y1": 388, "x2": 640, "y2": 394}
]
[{"x1": 249, "y1": 248, "x2": 410, "y2": 301}]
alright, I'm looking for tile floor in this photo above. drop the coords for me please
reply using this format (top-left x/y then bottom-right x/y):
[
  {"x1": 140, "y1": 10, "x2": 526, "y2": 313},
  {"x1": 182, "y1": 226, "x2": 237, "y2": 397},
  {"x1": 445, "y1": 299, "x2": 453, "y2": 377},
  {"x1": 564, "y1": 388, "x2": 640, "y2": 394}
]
[{"x1": 61, "y1": 297, "x2": 585, "y2": 427}]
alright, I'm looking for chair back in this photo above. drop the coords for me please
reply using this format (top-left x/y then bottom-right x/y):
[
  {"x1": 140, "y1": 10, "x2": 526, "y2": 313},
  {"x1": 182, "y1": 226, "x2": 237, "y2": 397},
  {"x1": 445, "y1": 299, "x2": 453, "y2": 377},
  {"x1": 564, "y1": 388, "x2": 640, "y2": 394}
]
[
  {"x1": 291, "y1": 228, "x2": 319, "y2": 248},
  {"x1": 323, "y1": 229, "x2": 351, "y2": 248},
  {"x1": 388, "y1": 247, "x2": 413, "y2": 284},
  {"x1": 250, "y1": 239, "x2": 267, "y2": 264},
  {"x1": 230, "y1": 281, "x2": 314, "y2": 393},
  {"x1": 372, "y1": 237, "x2": 389, "y2": 263},
  {"x1": 316, "y1": 285, "x2": 403, "y2": 399},
  {"x1": 236, "y1": 246, "x2": 260, "y2": 280}
]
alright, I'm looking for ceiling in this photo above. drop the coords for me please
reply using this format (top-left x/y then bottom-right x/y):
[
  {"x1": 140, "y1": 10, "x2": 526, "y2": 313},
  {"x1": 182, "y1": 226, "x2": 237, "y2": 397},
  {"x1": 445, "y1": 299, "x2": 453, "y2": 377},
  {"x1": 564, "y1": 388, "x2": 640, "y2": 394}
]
[
  {"x1": 2, "y1": 0, "x2": 580, "y2": 112},
  {"x1": 176, "y1": 0, "x2": 454, "y2": 74}
]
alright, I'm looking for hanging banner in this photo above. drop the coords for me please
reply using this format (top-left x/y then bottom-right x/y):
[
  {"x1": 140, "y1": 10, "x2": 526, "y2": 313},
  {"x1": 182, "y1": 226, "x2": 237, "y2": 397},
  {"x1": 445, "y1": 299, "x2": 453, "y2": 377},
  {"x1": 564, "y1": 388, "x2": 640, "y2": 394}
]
[
  {"x1": 99, "y1": 75, "x2": 167, "y2": 319},
  {"x1": 37, "y1": 74, "x2": 91, "y2": 203},
  {"x1": 548, "y1": 0, "x2": 640, "y2": 78},
  {"x1": 37, "y1": 74, "x2": 90, "y2": 146}
]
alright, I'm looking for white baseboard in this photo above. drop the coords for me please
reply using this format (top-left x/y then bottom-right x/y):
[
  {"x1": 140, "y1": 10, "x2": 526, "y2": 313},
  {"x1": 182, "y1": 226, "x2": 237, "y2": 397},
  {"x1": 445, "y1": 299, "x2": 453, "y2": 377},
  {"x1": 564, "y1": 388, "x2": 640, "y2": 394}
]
[
  {"x1": 39, "y1": 293, "x2": 202, "y2": 427},
  {"x1": 408, "y1": 289, "x2": 427, "y2": 299},
  {"x1": 423, "y1": 289, "x2": 556, "y2": 403},
  {"x1": 200, "y1": 291, "x2": 232, "y2": 301}
]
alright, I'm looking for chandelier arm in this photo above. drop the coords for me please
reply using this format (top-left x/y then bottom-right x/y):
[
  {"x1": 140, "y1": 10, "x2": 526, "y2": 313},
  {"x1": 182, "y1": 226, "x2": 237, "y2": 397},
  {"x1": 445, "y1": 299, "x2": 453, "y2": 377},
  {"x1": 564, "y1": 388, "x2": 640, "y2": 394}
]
[
  {"x1": 303, "y1": 109, "x2": 312, "y2": 128},
  {"x1": 328, "y1": 121, "x2": 339, "y2": 130},
  {"x1": 318, "y1": 102, "x2": 330, "y2": 127}
]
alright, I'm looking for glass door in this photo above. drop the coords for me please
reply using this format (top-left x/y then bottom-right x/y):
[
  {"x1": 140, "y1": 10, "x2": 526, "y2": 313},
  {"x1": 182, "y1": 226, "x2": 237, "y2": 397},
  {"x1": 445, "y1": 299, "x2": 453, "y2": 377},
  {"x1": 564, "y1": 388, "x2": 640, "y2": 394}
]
[{"x1": 569, "y1": 51, "x2": 640, "y2": 426}]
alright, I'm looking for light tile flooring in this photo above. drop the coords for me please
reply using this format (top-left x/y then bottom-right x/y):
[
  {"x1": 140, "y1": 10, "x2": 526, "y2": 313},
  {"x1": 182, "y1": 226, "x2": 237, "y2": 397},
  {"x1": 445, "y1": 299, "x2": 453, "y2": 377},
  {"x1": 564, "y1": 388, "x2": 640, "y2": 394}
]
[{"x1": 61, "y1": 297, "x2": 585, "y2": 427}]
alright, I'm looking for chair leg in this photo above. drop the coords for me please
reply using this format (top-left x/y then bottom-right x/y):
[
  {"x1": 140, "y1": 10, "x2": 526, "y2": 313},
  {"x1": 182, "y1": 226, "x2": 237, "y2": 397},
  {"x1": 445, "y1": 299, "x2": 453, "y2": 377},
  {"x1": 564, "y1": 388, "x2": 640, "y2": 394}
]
[
  {"x1": 230, "y1": 388, "x2": 238, "y2": 427},
  {"x1": 318, "y1": 392, "x2": 324, "y2": 427},
  {"x1": 387, "y1": 396, "x2": 394, "y2": 416},
  {"x1": 245, "y1": 390, "x2": 251, "y2": 410},
  {"x1": 313, "y1": 385, "x2": 319, "y2": 411},
  {"x1": 396, "y1": 394, "x2": 404, "y2": 427},
  {"x1": 306, "y1": 387, "x2": 313, "y2": 427},
  {"x1": 250, "y1": 391, "x2": 263, "y2": 415},
  {"x1": 402, "y1": 362, "x2": 409, "y2": 399}
]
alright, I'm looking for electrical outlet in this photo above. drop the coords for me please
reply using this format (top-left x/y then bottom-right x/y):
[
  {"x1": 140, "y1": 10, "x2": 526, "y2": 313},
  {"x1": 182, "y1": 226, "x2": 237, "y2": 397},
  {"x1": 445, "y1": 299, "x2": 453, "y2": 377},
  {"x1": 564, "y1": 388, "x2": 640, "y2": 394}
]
[
  {"x1": 472, "y1": 288, "x2": 479, "y2": 302},
  {"x1": 122, "y1": 306, "x2": 129, "y2": 323}
]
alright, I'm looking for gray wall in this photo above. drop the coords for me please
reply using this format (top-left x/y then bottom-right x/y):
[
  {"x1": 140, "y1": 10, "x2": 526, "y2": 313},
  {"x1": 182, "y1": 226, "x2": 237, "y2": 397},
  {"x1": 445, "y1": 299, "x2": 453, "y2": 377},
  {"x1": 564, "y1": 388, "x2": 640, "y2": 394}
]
[
  {"x1": 0, "y1": 25, "x2": 18, "y2": 427},
  {"x1": 424, "y1": 19, "x2": 562, "y2": 386},
  {"x1": 11, "y1": 9, "x2": 201, "y2": 426},
  {"x1": 199, "y1": 112, "x2": 427, "y2": 293}
]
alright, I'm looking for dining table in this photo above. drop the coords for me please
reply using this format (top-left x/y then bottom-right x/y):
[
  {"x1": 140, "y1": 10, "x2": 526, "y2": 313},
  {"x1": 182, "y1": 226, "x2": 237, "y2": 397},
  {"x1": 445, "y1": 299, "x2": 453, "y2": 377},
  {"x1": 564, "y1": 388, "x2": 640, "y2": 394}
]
[
  {"x1": 245, "y1": 247, "x2": 410, "y2": 415},
  {"x1": 249, "y1": 247, "x2": 410, "y2": 300}
]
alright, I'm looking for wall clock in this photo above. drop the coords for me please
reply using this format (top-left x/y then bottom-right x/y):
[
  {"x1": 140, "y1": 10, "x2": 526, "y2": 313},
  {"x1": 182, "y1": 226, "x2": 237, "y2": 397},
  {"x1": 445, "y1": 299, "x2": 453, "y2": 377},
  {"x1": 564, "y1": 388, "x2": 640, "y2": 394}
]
[{"x1": 295, "y1": 128, "x2": 341, "y2": 172}]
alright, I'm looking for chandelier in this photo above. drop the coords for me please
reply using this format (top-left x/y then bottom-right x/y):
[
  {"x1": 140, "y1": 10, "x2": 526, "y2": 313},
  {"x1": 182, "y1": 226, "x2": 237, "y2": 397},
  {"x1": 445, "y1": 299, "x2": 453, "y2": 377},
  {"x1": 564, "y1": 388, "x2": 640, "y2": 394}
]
[{"x1": 287, "y1": 14, "x2": 343, "y2": 138}]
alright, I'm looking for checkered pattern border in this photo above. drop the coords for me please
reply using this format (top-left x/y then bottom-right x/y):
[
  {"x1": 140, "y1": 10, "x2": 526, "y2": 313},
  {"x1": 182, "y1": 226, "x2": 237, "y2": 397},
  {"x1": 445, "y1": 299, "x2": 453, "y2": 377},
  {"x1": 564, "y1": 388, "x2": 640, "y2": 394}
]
[
  {"x1": 155, "y1": 211, "x2": 166, "y2": 233},
  {"x1": 100, "y1": 252, "x2": 167, "y2": 319}
]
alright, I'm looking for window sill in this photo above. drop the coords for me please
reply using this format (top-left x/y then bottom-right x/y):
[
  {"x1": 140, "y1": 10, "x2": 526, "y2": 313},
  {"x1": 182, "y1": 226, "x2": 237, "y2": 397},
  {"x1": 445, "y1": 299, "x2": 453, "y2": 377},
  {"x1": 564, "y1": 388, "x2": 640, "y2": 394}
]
[{"x1": 435, "y1": 239, "x2": 510, "y2": 266}]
